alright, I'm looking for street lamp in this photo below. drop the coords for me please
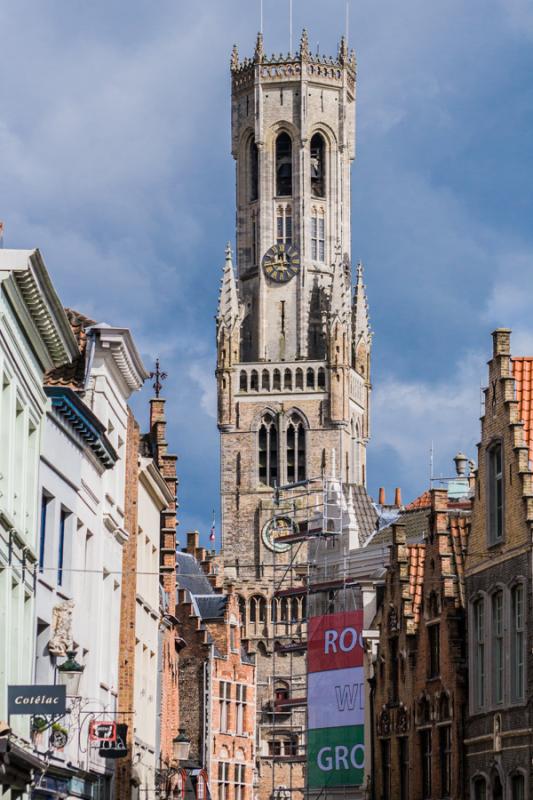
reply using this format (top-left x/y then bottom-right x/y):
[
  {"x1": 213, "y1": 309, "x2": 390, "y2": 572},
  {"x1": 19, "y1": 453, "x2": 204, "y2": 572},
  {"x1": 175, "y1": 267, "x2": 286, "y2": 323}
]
[
  {"x1": 172, "y1": 729, "x2": 191, "y2": 763},
  {"x1": 57, "y1": 650, "x2": 84, "y2": 697}
]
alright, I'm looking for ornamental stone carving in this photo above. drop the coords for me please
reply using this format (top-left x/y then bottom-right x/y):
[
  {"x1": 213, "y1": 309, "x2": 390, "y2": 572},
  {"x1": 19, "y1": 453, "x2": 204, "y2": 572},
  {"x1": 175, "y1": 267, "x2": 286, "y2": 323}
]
[{"x1": 49, "y1": 600, "x2": 75, "y2": 656}]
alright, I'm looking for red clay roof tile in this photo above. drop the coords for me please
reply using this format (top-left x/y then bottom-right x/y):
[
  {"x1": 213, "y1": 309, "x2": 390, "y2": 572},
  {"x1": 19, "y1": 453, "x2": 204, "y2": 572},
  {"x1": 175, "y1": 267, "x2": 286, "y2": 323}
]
[{"x1": 512, "y1": 357, "x2": 533, "y2": 463}]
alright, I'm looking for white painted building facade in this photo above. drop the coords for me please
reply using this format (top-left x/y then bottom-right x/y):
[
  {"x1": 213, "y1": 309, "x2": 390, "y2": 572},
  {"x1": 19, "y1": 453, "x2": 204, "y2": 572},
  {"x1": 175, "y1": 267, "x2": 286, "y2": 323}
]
[
  {"x1": 0, "y1": 249, "x2": 78, "y2": 796},
  {"x1": 34, "y1": 316, "x2": 147, "y2": 800}
]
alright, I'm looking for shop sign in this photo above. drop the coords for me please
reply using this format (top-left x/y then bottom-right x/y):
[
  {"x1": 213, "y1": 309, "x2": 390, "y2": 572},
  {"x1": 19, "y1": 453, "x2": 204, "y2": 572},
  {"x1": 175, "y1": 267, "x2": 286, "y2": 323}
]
[
  {"x1": 99, "y1": 724, "x2": 128, "y2": 759},
  {"x1": 8, "y1": 684, "x2": 66, "y2": 716}
]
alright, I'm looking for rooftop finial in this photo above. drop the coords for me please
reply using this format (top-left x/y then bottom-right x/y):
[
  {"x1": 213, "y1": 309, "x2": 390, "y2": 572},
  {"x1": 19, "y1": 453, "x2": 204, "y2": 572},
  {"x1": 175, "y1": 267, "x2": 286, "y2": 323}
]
[
  {"x1": 254, "y1": 31, "x2": 264, "y2": 62},
  {"x1": 231, "y1": 43, "x2": 239, "y2": 72},
  {"x1": 150, "y1": 358, "x2": 168, "y2": 398},
  {"x1": 338, "y1": 35, "x2": 348, "y2": 65},
  {"x1": 299, "y1": 28, "x2": 310, "y2": 60}
]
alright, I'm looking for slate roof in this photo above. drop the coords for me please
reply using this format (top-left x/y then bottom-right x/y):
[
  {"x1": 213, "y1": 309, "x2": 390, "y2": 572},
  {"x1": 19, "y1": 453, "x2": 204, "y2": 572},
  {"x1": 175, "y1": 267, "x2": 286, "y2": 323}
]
[
  {"x1": 44, "y1": 308, "x2": 95, "y2": 390},
  {"x1": 369, "y1": 507, "x2": 430, "y2": 546},
  {"x1": 192, "y1": 594, "x2": 227, "y2": 621},
  {"x1": 176, "y1": 551, "x2": 214, "y2": 596},
  {"x1": 512, "y1": 357, "x2": 533, "y2": 463},
  {"x1": 352, "y1": 484, "x2": 379, "y2": 541}
]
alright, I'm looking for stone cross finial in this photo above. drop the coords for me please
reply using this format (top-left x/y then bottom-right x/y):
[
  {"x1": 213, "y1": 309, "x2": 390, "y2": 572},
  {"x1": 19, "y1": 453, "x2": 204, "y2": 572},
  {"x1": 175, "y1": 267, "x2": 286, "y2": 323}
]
[
  {"x1": 231, "y1": 43, "x2": 239, "y2": 71},
  {"x1": 299, "y1": 29, "x2": 310, "y2": 60},
  {"x1": 150, "y1": 358, "x2": 168, "y2": 398},
  {"x1": 254, "y1": 32, "x2": 264, "y2": 62}
]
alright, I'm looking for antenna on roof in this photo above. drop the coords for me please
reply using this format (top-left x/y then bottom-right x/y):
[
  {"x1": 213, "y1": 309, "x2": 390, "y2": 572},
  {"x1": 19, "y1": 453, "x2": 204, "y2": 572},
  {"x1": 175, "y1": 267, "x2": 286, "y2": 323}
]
[
  {"x1": 289, "y1": 0, "x2": 293, "y2": 54},
  {"x1": 429, "y1": 441, "x2": 434, "y2": 483}
]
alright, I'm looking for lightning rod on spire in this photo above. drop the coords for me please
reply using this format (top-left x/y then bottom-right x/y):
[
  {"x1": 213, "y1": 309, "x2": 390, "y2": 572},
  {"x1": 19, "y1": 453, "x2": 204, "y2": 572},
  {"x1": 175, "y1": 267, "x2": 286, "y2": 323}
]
[
  {"x1": 260, "y1": 0, "x2": 263, "y2": 34},
  {"x1": 345, "y1": 0, "x2": 350, "y2": 46}
]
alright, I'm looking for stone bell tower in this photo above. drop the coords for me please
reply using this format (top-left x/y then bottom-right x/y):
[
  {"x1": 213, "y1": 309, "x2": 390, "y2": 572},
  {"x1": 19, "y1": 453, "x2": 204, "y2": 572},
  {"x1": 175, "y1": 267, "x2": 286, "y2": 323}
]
[{"x1": 215, "y1": 29, "x2": 371, "y2": 800}]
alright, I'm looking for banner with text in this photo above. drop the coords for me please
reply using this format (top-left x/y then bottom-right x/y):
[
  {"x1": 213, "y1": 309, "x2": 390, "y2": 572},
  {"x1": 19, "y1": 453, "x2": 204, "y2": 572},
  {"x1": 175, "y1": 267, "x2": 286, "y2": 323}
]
[{"x1": 307, "y1": 611, "x2": 365, "y2": 789}]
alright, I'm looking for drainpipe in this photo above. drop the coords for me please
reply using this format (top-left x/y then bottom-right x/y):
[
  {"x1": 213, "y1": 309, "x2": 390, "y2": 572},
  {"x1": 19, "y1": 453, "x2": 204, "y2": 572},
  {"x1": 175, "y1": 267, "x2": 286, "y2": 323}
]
[{"x1": 368, "y1": 674, "x2": 376, "y2": 800}]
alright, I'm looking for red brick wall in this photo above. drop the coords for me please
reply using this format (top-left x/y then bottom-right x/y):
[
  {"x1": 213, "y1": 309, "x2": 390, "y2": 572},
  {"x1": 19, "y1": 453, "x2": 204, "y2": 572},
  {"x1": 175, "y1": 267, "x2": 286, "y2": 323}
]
[
  {"x1": 150, "y1": 397, "x2": 180, "y2": 767},
  {"x1": 115, "y1": 409, "x2": 140, "y2": 800}
]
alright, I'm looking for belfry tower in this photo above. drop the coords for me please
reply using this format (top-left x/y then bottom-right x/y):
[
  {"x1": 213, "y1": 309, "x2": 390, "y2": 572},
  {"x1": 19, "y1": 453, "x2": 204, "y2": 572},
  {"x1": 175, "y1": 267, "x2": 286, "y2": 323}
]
[{"x1": 216, "y1": 30, "x2": 371, "y2": 799}]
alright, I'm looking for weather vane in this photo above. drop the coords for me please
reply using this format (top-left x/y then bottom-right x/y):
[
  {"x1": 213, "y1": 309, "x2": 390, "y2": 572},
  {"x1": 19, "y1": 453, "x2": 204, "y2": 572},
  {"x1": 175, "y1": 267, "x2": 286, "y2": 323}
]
[{"x1": 150, "y1": 358, "x2": 167, "y2": 398}]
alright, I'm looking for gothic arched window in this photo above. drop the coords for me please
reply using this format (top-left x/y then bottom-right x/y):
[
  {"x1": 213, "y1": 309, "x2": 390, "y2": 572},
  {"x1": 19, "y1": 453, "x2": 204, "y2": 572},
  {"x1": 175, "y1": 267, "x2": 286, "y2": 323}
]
[
  {"x1": 284, "y1": 369, "x2": 292, "y2": 391},
  {"x1": 276, "y1": 132, "x2": 293, "y2": 196},
  {"x1": 273, "y1": 369, "x2": 281, "y2": 390},
  {"x1": 310, "y1": 133, "x2": 326, "y2": 197},
  {"x1": 295, "y1": 369, "x2": 303, "y2": 390},
  {"x1": 262, "y1": 370, "x2": 270, "y2": 391},
  {"x1": 306, "y1": 368, "x2": 315, "y2": 389},
  {"x1": 239, "y1": 371, "x2": 248, "y2": 392},
  {"x1": 259, "y1": 413, "x2": 278, "y2": 486},
  {"x1": 250, "y1": 139, "x2": 259, "y2": 201},
  {"x1": 286, "y1": 413, "x2": 306, "y2": 483},
  {"x1": 250, "y1": 370, "x2": 259, "y2": 391},
  {"x1": 317, "y1": 367, "x2": 326, "y2": 389},
  {"x1": 250, "y1": 594, "x2": 267, "y2": 623}
]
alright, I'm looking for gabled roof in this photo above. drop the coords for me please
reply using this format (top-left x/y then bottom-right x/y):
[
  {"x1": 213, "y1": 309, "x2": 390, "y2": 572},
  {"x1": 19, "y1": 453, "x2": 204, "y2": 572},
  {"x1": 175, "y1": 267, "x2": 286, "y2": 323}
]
[
  {"x1": 512, "y1": 357, "x2": 533, "y2": 463},
  {"x1": 406, "y1": 544, "x2": 425, "y2": 628},
  {"x1": 176, "y1": 551, "x2": 214, "y2": 596},
  {"x1": 45, "y1": 308, "x2": 95, "y2": 389},
  {"x1": 405, "y1": 490, "x2": 431, "y2": 510}
]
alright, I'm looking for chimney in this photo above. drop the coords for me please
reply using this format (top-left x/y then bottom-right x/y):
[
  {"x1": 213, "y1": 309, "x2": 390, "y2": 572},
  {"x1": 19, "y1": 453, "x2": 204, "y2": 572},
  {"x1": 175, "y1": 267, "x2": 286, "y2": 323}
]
[
  {"x1": 492, "y1": 328, "x2": 511, "y2": 357},
  {"x1": 187, "y1": 531, "x2": 200, "y2": 554},
  {"x1": 378, "y1": 487, "x2": 385, "y2": 505},
  {"x1": 394, "y1": 487, "x2": 402, "y2": 506}
]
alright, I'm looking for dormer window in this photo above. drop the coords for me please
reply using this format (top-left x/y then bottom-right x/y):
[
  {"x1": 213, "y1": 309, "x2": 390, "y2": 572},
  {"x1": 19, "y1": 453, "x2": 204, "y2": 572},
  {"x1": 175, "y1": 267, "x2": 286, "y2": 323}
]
[{"x1": 276, "y1": 133, "x2": 293, "y2": 196}]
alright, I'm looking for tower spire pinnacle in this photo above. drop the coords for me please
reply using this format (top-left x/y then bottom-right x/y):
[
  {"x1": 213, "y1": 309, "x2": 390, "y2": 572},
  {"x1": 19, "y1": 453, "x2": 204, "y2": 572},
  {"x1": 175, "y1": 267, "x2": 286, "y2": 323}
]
[
  {"x1": 254, "y1": 32, "x2": 264, "y2": 63},
  {"x1": 353, "y1": 261, "x2": 371, "y2": 343},
  {"x1": 217, "y1": 243, "x2": 241, "y2": 327},
  {"x1": 299, "y1": 28, "x2": 310, "y2": 60}
]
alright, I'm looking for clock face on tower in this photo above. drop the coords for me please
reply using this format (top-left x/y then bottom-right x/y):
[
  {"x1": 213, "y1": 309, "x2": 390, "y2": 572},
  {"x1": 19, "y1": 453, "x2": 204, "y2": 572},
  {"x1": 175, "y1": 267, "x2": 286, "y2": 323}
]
[
  {"x1": 261, "y1": 516, "x2": 295, "y2": 553},
  {"x1": 262, "y1": 244, "x2": 300, "y2": 283}
]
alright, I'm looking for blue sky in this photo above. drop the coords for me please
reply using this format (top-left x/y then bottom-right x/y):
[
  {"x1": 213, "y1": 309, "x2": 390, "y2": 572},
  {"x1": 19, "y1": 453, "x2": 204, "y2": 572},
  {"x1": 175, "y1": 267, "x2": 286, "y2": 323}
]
[{"x1": 2, "y1": 0, "x2": 533, "y2": 542}]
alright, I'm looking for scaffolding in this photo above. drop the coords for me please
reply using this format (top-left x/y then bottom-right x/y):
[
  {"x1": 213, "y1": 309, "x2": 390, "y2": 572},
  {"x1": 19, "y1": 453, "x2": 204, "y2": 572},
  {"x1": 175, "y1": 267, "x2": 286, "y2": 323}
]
[{"x1": 250, "y1": 472, "x2": 360, "y2": 800}]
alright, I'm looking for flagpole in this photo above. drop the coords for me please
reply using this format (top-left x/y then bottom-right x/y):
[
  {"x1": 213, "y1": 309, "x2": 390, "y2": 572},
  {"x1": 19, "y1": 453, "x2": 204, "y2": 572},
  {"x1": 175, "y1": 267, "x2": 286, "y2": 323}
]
[{"x1": 289, "y1": 0, "x2": 293, "y2": 54}]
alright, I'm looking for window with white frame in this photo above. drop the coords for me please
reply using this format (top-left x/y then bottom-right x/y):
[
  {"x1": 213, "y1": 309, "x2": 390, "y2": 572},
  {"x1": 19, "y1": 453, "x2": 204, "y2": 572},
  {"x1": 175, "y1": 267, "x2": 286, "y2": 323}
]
[
  {"x1": 511, "y1": 584, "x2": 525, "y2": 701},
  {"x1": 311, "y1": 208, "x2": 325, "y2": 262},
  {"x1": 276, "y1": 205, "x2": 292, "y2": 247},
  {"x1": 236, "y1": 684, "x2": 246, "y2": 735},
  {"x1": 218, "y1": 761, "x2": 230, "y2": 800},
  {"x1": 219, "y1": 681, "x2": 231, "y2": 732},
  {"x1": 234, "y1": 764, "x2": 245, "y2": 800},
  {"x1": 488, "y1": 442, "x2": 503, "y2": 544}
]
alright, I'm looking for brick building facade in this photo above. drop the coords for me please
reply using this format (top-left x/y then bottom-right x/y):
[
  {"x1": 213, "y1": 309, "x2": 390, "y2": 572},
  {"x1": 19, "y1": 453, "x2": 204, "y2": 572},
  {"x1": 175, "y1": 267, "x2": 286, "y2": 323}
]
[
  {"x1": 177, "y1": 534, "x2": 256, "y2": 800},
  {"x1": 464, "y1": 330, "x2": 533, "y2": 800},
  {"x1": 373, "y1": 489, "x2": 470, "y2": 800}
]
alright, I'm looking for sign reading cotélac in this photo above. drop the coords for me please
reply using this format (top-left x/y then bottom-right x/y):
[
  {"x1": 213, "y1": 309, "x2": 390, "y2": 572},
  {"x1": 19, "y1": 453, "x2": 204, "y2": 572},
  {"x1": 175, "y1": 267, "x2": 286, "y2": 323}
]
[{"x1": 8, "y1": 685, "x2": 66, "y2": 716}]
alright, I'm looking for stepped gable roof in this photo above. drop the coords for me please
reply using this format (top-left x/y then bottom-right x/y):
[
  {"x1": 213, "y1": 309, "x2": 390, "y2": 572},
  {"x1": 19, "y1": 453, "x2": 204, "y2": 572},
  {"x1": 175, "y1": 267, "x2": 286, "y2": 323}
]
[
  {"x1": 512, "y1": 357, "x2": 533, "y2": 463},
  {"x1": 176, "y1": 551, "x2": 214, "y2": 596},
  {"x1": 448, "y1": 512, "x2": 470, "y2": 608},
  {"x1": 45, "y1": 308, "x2": 95, "y2": 389},
  {"x1": 407, "y1": 544, "x2": 426, "y2": 628}
]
